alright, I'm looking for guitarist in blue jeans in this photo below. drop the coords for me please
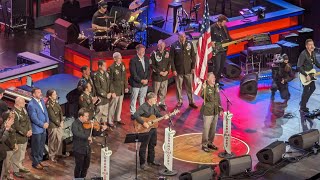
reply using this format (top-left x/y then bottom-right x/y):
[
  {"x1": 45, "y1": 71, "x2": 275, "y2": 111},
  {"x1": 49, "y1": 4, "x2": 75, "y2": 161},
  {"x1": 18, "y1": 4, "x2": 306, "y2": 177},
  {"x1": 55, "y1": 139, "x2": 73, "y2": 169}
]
[
  {"x1": 133, "y1": 92, "x2": 168, "y2": 170},
  {"x1": 297, "y1": 39, "x2": 320, "y2": 112}
]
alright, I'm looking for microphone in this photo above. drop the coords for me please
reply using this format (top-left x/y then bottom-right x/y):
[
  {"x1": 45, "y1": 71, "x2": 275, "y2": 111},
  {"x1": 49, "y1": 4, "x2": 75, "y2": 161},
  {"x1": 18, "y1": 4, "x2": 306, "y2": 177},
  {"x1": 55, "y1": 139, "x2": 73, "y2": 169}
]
[{"x1": 216, "y1": 83, "x2": 224, "y2": 90}]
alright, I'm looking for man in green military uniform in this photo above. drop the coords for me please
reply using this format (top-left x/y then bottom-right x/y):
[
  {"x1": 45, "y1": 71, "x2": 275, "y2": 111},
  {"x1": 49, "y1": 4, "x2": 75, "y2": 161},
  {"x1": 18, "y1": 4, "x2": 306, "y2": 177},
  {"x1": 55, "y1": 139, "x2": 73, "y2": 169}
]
[
  {"x1": 170, "y1": 31, "x2": 197, "y2": 109},
  {"x1": 200, "y1": 73, "x2": 223, "y2": 152},
  {"x1": 93, "y1": 60, "x2": 113, "y2": 126},
  {"x1": 108, "y1": 52, "x2": 128, "y2": 126},
  {"x1": 11, "y1": 97, "x2": 32, "y2": 178},
  {"x1": 151, "y1": 40, "x2": 171, "y2": 111},
  {"x1": 79, "y1": 83, "x2": 97, "y2": 120}
]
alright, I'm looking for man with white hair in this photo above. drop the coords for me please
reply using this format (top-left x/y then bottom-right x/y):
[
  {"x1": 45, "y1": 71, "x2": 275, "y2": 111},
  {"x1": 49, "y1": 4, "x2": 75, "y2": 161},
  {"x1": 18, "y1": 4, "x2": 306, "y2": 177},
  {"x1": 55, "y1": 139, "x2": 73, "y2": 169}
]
[
  {"x1": 108, "y1": 52, "x2": 129, "y2": 126},
  {"x1": 150, "y1": 40, "x2": 171, "y2": 111}
]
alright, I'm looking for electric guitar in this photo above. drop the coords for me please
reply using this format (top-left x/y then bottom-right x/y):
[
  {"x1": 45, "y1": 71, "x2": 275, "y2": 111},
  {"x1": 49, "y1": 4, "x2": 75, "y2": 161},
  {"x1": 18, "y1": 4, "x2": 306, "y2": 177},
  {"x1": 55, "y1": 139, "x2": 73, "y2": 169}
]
[
  {"x1": 133, "y1": 109, "x2": 180, "y2": 133},
  {"x1": 212, "y1": 35, "x2": 253, "y2": 55},
  {"x1": 299, "y1": 69, "x2": 320, "y2": 86}
]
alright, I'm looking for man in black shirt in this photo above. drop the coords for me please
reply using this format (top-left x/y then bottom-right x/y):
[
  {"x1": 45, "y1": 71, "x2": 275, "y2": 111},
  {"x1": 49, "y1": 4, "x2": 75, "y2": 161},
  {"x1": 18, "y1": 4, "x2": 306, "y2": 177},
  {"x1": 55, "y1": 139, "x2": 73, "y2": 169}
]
[
  {"x1": 0, "y1": 88, "x2": 8, "y2": 118},
  {"x1": 133, "y1": 92, "x2": 168, "y2": 170},
  {"x1": 92, "y1": 1, "x2": 110, "y2": 32},
  {"x1": 297, "y1": 39, "x2": 320, "y2": 112},
  {"x1": 210, "y1": 15, "x2": 231, "y2": 86},
  {"x1": 71, "y1": 108, "x2": 107, "y2": 178}
]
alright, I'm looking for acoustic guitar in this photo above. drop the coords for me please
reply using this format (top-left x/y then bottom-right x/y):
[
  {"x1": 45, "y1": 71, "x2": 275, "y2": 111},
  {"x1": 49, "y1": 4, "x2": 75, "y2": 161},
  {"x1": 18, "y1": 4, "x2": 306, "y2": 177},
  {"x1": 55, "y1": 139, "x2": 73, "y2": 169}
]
[
  {"x1": 133, "y1": 109, "x2": 180, "y2": 133},
  {"x1": 299, "y1": 69, "x2": 320, "y2": 86},
  {"x1": 212, "y1": 35, "x2": 253, "y2": 55}
]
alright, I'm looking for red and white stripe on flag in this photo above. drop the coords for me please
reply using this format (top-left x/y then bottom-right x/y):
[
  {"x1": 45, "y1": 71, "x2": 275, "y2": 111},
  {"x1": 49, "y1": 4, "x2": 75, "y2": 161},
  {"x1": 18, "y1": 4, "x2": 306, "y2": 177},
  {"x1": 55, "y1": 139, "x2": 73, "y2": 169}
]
[{"x1": 193, "y1": 1, "x2": 212, "y2": 96}]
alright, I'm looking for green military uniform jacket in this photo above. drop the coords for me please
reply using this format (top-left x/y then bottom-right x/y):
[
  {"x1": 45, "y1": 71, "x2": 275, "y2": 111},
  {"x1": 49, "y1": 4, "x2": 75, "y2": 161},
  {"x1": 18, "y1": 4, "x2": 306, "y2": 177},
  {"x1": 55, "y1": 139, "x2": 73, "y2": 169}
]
[
  {"x1": 93, "y1": 70, "x2": 112, "y2": 105},
  {"x1": 200, "y1": 84, "x2": 223, "y2": 116},
  {"x1": 46, "y1": 99, "x2": 63, "y2": 129},
  {"x1": 12, "y1": 107, "x2": 32, "y2": 144},
  {"x1": 170, "y1": 40, "x2": 196, "y2": 75},
  {"x1": 2, "y1": 126, "x2": 16, "y2": 150},
  {"x1": 79, "y1": 92, "x2": 95, "y2": 120},
  {"x1": 108, "y1": 62, "x2": 128, "y2": 96},
  {"x1": 150, "y1": 49, "x2": 171, "y2": 82}
]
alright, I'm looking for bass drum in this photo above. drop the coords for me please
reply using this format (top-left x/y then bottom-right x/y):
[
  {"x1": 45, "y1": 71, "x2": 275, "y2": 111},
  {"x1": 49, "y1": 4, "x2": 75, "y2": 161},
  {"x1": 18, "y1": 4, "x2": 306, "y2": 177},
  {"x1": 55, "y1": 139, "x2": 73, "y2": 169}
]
[{"x1": 113, "y1": 38, "x2": 140, "y2": 50}]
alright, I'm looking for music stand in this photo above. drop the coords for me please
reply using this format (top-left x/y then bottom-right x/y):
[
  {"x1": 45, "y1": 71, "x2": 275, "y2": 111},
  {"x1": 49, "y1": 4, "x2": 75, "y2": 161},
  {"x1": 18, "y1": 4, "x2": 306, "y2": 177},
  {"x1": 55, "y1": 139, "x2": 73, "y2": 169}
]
[{"x1": 124, "y1": 132, "x2": 150, "y2": 180}]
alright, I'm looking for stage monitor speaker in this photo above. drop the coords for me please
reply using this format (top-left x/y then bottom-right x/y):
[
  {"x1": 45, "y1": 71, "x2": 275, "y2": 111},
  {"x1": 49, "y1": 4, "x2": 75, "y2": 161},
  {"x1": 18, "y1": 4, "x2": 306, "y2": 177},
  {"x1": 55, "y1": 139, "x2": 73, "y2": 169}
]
[
  {"x1": 146, "y1": 25, "x2": 173, "y2": 46},
  {"x1": 50, "y1": 34, "x2": 67, "y2": 60},
  {"x1": 224, "y1": 59, "x2": 241, "y2": 78},
  {"x1": 256, "y1": 141, "x2": 286, "y2": 165},
  {"x1": 179, "y1": 165, "x2": 214, "y2": 180},
  {"x1": 240, "y1": 73, "x2": 258, "y2": 95},
  {"x1": 151, "y1": 16, "x2": 165, "y2": 28},
  {"x1": 288, "y1": 129, "x2": 319, "y2": 150},
  {"x1": 219, "y1": 155, "x2": 252, "y2": 177},
  {"x1": 54, "y1": 18, "x2": 79, "y2": 44},
  {"x1": 109, "y1": 6, "x2": 132, "y2": 23},
  {"x1": 280, "y1": 32, "x2": 298, "y2": 44},
  {"x1": 277, "y1": 40, "x2": 299, "y2": 65},
  {"x1": 298, "y1": 27, "x2": 314, "y2": 53}
]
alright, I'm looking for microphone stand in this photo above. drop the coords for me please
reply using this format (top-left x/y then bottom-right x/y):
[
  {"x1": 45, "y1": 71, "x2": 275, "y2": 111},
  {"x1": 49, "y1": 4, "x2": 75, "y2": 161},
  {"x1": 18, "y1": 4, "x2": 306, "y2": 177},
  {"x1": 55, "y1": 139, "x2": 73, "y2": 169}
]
[{"x1": 218, "y1": 87, "x2": 235, "y2": 158}]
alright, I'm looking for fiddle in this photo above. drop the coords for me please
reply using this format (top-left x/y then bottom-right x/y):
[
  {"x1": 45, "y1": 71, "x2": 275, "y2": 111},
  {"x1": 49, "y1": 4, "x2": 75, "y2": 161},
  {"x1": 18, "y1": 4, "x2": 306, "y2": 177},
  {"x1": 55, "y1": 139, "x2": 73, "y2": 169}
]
[{"x1": 82, "y1": 121, "x2": 105, "y2": 131}]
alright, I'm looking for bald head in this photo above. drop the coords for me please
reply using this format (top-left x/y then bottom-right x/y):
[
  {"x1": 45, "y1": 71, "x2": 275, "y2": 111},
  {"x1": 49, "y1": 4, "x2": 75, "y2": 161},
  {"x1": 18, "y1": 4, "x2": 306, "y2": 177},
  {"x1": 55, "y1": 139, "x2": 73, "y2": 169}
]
[
  {"x1": 157, "y1": 39, "x2": 165, "y2": 52},
  {"x1": 15, "y1": 97, "x2": 26, "y2": 109},
  {"x1": 178, "y1": 31, "x2": 186, "y2": 44}
]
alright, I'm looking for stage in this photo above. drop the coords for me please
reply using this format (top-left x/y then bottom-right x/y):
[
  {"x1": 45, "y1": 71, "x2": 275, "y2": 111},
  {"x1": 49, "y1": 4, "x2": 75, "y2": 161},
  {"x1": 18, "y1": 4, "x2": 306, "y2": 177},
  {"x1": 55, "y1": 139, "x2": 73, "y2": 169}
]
[{"x1": 1, "y1": 0, "x2": 320, "y2": 179}]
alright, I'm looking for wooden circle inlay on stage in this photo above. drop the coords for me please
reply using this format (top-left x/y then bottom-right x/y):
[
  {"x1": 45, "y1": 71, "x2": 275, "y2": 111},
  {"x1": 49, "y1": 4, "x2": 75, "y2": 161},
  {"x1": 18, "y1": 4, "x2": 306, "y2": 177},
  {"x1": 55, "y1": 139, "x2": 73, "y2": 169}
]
[{"x1": 173, "y1": 133, "x2": 250, "y2": 164}]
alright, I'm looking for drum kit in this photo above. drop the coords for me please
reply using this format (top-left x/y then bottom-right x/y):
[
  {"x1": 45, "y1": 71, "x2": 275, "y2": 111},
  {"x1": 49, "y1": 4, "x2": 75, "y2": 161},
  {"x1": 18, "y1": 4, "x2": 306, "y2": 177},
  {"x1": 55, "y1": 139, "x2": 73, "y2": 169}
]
[{"x1": 79, "y1": 0, "x2": 148, "y2": 52}]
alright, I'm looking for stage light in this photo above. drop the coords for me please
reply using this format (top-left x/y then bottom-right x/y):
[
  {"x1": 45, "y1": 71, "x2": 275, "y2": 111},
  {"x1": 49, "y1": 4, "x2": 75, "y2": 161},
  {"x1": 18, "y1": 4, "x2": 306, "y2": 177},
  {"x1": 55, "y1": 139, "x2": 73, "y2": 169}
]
[
  {"x1": 288, "y1": 129, "x2": 320, "y2": 150},
  {"x1": 219, "y1": 155, "x2": 252, "y2": 177},
  {"x1": 256, "y1": 141, "x2": 286, "y2": 165}
]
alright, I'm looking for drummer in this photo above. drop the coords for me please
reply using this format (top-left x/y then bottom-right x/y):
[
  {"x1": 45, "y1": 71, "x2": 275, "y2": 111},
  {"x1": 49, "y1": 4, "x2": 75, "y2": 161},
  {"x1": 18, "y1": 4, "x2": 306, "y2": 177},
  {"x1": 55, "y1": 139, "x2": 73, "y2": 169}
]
[{"x1": 92, "y1": 1, "x2": 111, "y2": 35}]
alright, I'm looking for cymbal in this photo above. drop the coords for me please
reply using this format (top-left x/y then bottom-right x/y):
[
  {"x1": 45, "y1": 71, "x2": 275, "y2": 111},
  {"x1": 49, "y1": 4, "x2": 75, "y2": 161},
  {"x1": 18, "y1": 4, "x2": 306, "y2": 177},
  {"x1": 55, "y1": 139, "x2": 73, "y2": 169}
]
[
  {"x1": 128, "y1": 5, "x2": 148, "y2": 22},
  {"x1": 129, "y1": 0, "x2": 145, "y2": 10},
  {"x1": 85, "y1": 28, "x2": 108, "y2": 32},
  {"x1": 97, "y1": 15, "x2": 114, "y2": 19}
]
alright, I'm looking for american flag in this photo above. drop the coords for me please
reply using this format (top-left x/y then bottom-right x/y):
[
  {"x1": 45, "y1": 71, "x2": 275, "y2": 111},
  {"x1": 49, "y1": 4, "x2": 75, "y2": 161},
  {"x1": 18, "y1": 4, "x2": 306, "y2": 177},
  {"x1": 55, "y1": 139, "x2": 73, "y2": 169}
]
[{"x1": 193, "y1": 0, "x2": 213, "y2": 95}]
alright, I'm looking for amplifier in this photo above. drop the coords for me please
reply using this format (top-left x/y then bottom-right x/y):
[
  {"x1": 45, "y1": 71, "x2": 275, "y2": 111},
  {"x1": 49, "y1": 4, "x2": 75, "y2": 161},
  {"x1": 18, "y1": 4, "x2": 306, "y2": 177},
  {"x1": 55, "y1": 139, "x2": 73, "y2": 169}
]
[
  {"x1": 248, "y1": 33, "x2": 271, "y2": 47},
  {"x1": 277, "y1": 40, "x2": 299, "y2": 65}
]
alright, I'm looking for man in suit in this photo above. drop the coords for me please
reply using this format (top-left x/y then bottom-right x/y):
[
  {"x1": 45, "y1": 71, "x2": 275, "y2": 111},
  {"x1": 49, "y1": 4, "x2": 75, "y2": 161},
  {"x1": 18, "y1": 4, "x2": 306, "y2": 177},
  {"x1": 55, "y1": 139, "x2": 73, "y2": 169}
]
[
  {"x1": 27, "y1": 87, "x2": 49, "y2": 170},
  {"x1": 170, "y1": 31, "x2": 197, "y2": 109},
  {"x1": 129, "y1": 44, "x2": 150, "y2": 120}
]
